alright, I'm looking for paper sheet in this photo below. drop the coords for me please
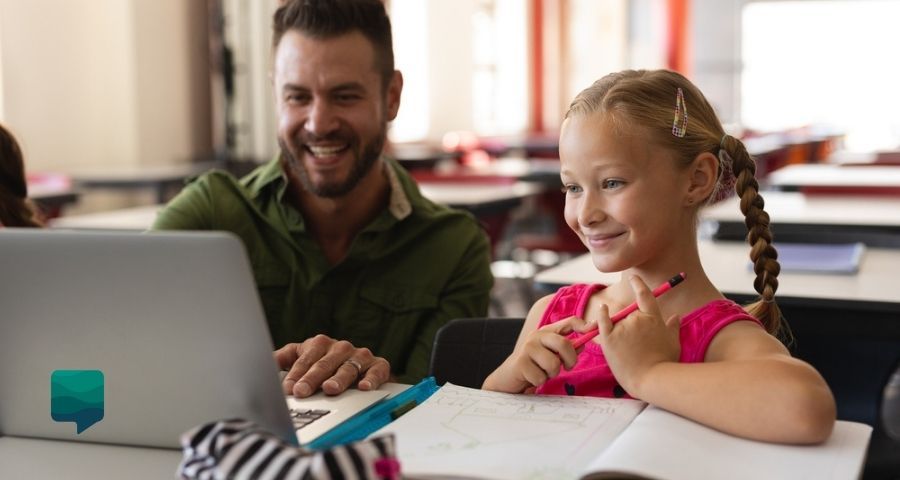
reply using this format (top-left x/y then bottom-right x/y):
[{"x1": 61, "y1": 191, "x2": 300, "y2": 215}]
[{"x1": 374, "y1": 384, "x2": 646, "y2": 480}]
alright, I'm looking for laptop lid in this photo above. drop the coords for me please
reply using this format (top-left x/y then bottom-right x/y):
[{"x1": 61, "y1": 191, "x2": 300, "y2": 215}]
[{"x1": 0, "y1": 229, "x2": 295, "y2": 449}]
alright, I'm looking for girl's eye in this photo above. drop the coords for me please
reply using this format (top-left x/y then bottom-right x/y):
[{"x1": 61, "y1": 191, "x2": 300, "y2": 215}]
[
  {"x1": 602, "y1": 179, "x2": 624, "y2": 189},
  {"x1": 561, "y1": 184, "x2": 582, "y2": 194}
]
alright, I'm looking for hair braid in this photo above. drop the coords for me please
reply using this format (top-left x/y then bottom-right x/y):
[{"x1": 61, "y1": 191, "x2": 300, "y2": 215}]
[{"x1": 723, "y1": 135, "x2": 784, "y2": 337}]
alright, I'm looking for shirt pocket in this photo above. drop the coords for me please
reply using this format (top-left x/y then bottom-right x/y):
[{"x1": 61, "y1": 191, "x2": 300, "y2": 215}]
[
  {"x1": 352, "y1": 284, "x2": 438, "y2": 356},
  {"x1": 253, "y1": 263, "x2": 291, "y2": 326}
]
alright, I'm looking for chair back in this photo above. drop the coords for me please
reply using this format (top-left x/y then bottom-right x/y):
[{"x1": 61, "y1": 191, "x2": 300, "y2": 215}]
[{"x1": 429, "y1": 317, "x2": 524, "y2": 388}]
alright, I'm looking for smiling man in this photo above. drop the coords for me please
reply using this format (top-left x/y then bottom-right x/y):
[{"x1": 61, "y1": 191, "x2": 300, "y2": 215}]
[{"x1": 153, "y1": 0, "x2": 492, "y2": 395}]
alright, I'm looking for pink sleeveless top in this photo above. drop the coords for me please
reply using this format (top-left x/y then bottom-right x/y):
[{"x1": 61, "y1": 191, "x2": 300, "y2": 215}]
[{"x1": 534, "y1": 283, "x2": 762, "y2": 398}]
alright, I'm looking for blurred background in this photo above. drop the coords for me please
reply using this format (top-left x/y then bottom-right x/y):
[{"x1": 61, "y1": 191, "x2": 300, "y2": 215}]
[
  {"x1": 3, "y1": 0, "x2": 899, "y2": 213},
  {"x1": 4, "y1": 3, "x2": 899, "y2": 475}
]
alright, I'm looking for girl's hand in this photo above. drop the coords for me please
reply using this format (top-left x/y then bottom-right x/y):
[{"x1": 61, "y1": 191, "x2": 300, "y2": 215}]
[
  {"x1": 489, "y1": 315, "x2": 592, "y2": 393},
  {"x1": 596, "y1": 275, "x2": 681, "y2": 398}
]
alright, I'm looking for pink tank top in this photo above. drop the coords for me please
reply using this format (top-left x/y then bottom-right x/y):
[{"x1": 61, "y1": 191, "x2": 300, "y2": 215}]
[{"x1": 534, "y1": 283, "x2": 762, "y2": 398}]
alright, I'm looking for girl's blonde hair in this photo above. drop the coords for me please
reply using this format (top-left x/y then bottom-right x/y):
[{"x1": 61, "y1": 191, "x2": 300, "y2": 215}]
[{"x1": 565, "y1": 69, "x2": 783, "y2": 337}]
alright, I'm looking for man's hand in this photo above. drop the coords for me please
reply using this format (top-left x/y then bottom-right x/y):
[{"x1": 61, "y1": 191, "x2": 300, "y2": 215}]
[{"x1": 274, "y1": 335, "x2": 391, "y2": 398}]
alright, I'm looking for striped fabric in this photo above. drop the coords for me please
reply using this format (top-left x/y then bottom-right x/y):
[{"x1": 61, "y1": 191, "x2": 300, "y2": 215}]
[{"x1": 178, "y1": 419, "x2": 401, "y2": 480}]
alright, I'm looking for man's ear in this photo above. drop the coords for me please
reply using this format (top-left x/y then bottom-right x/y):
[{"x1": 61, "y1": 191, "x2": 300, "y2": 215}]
[
  {"x1": 684, "y1": 151, "x2": 719, "y2": 205},
  {"x1": 385, "y1": 70, "x2": 403, "y2": 121}
]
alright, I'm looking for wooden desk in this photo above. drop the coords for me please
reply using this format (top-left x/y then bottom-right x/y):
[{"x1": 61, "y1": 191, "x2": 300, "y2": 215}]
[
  {"x1": 768, "y1": 163, "x2": 900, "y2": 195},
  {"x1": 702, "y1": 191, "x2": 900, "y2": 247},
  {"x1": 534, "y1": 240, "x2": 900, "y2": 460},
  {"x1": 48, "y1": 205, "x2": 162, "y2": 230},
  {"x1": 70, "y1": 162, "x2": 217, "y2": 203}
]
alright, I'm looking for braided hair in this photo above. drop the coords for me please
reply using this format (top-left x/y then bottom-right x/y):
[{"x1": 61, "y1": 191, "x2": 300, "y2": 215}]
[{"x1": 565, "y1": 69, "x2": 783, "y2": 336}]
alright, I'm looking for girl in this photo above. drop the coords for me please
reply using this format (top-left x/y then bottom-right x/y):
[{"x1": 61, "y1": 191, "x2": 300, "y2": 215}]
[
  {"x1": 483, "y1": 69, "x2": 836, "y2": 444},
  {"x1": 0, "y1": 123, "x2": 43, "y2": 227}
]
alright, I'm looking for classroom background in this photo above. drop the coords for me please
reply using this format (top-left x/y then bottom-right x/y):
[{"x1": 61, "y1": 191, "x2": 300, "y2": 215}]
[{"x1": 3, "y1": 0, "x2": 900, "y2": 478}]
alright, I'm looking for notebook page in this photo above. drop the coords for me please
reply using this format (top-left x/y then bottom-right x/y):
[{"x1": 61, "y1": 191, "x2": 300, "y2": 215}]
[
  {"x1": 582, "y1": 406, "x2": 872, "y2": 480},
  {"x1": 375, "y1": 384, "x2": 646, "y2": 480}
]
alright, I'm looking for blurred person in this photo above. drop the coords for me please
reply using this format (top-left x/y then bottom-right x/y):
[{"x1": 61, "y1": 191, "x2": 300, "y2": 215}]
[{"x1": 0, "y1": 123, "x2": 43, "y2": 228}]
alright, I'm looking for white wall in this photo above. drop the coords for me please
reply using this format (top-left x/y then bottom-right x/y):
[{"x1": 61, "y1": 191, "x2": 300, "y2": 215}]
[
  {"x1": 564, "y1": 0, "x2": 628, "y2": 105},
  {"x1": 690, "y1": 0, "x2": 742, "y2": 126},
  {"x1": 0, "y1": 0, "x2": 211, "y2": 172},
  {"x1": 424, "y1": 0, "x2": 476, "y2": 140}
]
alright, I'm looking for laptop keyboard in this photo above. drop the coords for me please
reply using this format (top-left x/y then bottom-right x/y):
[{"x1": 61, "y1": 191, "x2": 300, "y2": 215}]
[{"x1": 289, "y1": 407, "x2": 331, "y2": 430}]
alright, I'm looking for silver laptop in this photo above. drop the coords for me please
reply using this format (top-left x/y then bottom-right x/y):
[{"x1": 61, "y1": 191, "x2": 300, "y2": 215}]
[{"x1": 0, "y1": 228, "x2": 387, "y2": 450}]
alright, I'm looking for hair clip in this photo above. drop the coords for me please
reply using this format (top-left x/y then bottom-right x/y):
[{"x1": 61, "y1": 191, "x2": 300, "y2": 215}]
[{"x1": 672, "y1": 87, "x2": 687, "y2": 138}]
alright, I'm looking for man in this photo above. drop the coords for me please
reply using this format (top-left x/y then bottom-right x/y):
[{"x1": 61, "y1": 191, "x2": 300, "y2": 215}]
[{"x1": 154, "y1": 0, "x2": 492, "y2": 396}]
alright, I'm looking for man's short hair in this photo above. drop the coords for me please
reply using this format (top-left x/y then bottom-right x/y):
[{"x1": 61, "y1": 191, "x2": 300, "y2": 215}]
[{"x1": 272, "y1": 0, "x2": 395, "y2": 91}]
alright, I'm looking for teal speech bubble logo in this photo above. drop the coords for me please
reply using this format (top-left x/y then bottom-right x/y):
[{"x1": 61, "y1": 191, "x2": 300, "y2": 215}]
[{"x1": 50, "y1": 370, "x2": 104, "y2": 434}]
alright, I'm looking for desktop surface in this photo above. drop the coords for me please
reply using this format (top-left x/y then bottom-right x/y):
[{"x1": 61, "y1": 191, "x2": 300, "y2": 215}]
[
  {"x1": 0, "y1": 437, "x2": 183, "y2": 480},
  {"x1": 535, "y1": 239, "x2": 900, "y2": 308}
]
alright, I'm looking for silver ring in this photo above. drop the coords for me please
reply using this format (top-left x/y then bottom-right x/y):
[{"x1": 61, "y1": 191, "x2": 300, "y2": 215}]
[{"x1": 343, "y1": 358, "x2": 363, "y2": 377}]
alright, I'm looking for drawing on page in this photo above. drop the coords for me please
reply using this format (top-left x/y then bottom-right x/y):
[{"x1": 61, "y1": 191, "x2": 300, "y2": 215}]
[{"x1": 421, "y1": 387, "x2": 636, "y2": 454}]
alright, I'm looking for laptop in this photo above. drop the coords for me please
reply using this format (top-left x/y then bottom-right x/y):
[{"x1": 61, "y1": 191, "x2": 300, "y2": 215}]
[{"x1": 0, "y1": 228, "x2": 388, "y2": 450}]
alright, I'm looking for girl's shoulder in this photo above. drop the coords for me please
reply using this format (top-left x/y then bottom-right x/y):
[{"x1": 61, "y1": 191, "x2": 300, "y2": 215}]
[
  {"x1": 537, "y1": 283, "x2": 603, "y2": 328},
  {"x1": 682, "y1": 298, "x2": 759, "y2": 326}
]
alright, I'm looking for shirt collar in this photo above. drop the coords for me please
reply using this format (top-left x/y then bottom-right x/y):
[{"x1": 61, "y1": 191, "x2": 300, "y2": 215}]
[
  {"x1": 383, "y1": 158, "x2": 412, "y2": 220},
  {"x1": 246, "y1": 154, "x2": 412, "y2": 221}
]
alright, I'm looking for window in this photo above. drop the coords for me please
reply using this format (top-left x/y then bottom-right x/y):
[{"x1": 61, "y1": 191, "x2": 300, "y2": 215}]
[{"x1": 742, "y1": 1, "x2": 900, "y2": 151}]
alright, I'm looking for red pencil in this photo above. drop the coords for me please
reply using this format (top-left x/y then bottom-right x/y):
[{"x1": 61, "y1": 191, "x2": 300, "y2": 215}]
[{"x1": 570, "y1": 272, "x2": 686, "y2": 349}]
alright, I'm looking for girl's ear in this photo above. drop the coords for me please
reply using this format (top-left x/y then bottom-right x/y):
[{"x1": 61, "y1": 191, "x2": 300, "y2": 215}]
[{"x1": 684, "y1": 152, "x2": 718, "y2": 205}]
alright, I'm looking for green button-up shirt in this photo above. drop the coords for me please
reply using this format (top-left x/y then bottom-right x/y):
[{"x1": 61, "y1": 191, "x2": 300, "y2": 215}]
[{"x1": 152, "y1": 157, "x2": 493, "y2": 383}]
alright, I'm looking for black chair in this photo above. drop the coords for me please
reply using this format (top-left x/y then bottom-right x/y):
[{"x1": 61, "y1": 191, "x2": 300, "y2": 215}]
[{"x1": 429, "y1": 317, "x2": 525, "y2": 388}]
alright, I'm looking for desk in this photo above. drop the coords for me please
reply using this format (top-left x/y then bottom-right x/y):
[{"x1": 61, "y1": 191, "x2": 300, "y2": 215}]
[
  {"x1": 27, "y1": 175, "x2": 80, "y2": 218},
  {"x1": 389, "y1": 143, "x2": 462, "y2": 171},
  {"x1": 428, "y1": 156, "x2": 561, "y2": 187},
  {"x1": 70, "y1": 162, "x2": 217, "y2": 203},
  {"x1": 0, "y1": 382, "x2": 413, "y2": 480},
  {"x1": 419, "y1": 181, "x2": 546, "y2": 218},
  {"x1": 768, "y1": 163, "x2": 900, "y2": 195},
  {"x1": 0, "y1": 437, "x2": 182, "y2": 479},
  {"x1": 534, "y1": 240, "x2": 900, "y2": 307},
  {"x1": 702, "y1": 191, "x2": 900, "y2": 247},
  {"x1": 534, "y1": 240, "x2": 900, "y2": 472},
  {"x1": 44, "y1": 182, "x2": 547, "y2": 233},
  {"x1": 48, "y1": 204, "x2": 162, "y2": 230},
  {"x1": 479, "y1": 134, "x2": 560, "y2": 158}
]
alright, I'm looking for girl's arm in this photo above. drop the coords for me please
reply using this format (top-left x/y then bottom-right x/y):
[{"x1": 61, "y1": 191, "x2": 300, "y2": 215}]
[
  {"x1": 482, "y1": 294, "x2": 587, "y2": 393},
  {"x1": 629, "y1": 322, "x2": 836, "y2": 444},
  {"x1": 596, "y1": 277, "x2": 835, "y2": 444}
]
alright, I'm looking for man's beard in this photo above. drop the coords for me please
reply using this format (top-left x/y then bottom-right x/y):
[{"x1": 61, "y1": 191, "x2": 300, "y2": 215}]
[{"x1": 279, "y1": 123, "x2": 386, "y2": 198}]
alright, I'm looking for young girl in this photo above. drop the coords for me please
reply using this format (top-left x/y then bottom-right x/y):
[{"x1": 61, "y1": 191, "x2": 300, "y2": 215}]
[
  {"x1": 483, "y1": 69, "x2": 836, "y2": 444},
  {"x1": 0, "y1": 123, "x2": 43, "y2": 227}
]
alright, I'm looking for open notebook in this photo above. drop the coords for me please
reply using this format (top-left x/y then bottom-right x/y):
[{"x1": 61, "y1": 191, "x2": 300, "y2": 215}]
[{"x1": 374, "y1": 384, "x2": 872, "y2": 480}]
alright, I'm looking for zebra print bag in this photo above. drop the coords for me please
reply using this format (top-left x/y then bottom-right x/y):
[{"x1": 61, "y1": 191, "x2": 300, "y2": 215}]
[{"x1": 178, "y1": 419, "x2": 401, "y2": 479}]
